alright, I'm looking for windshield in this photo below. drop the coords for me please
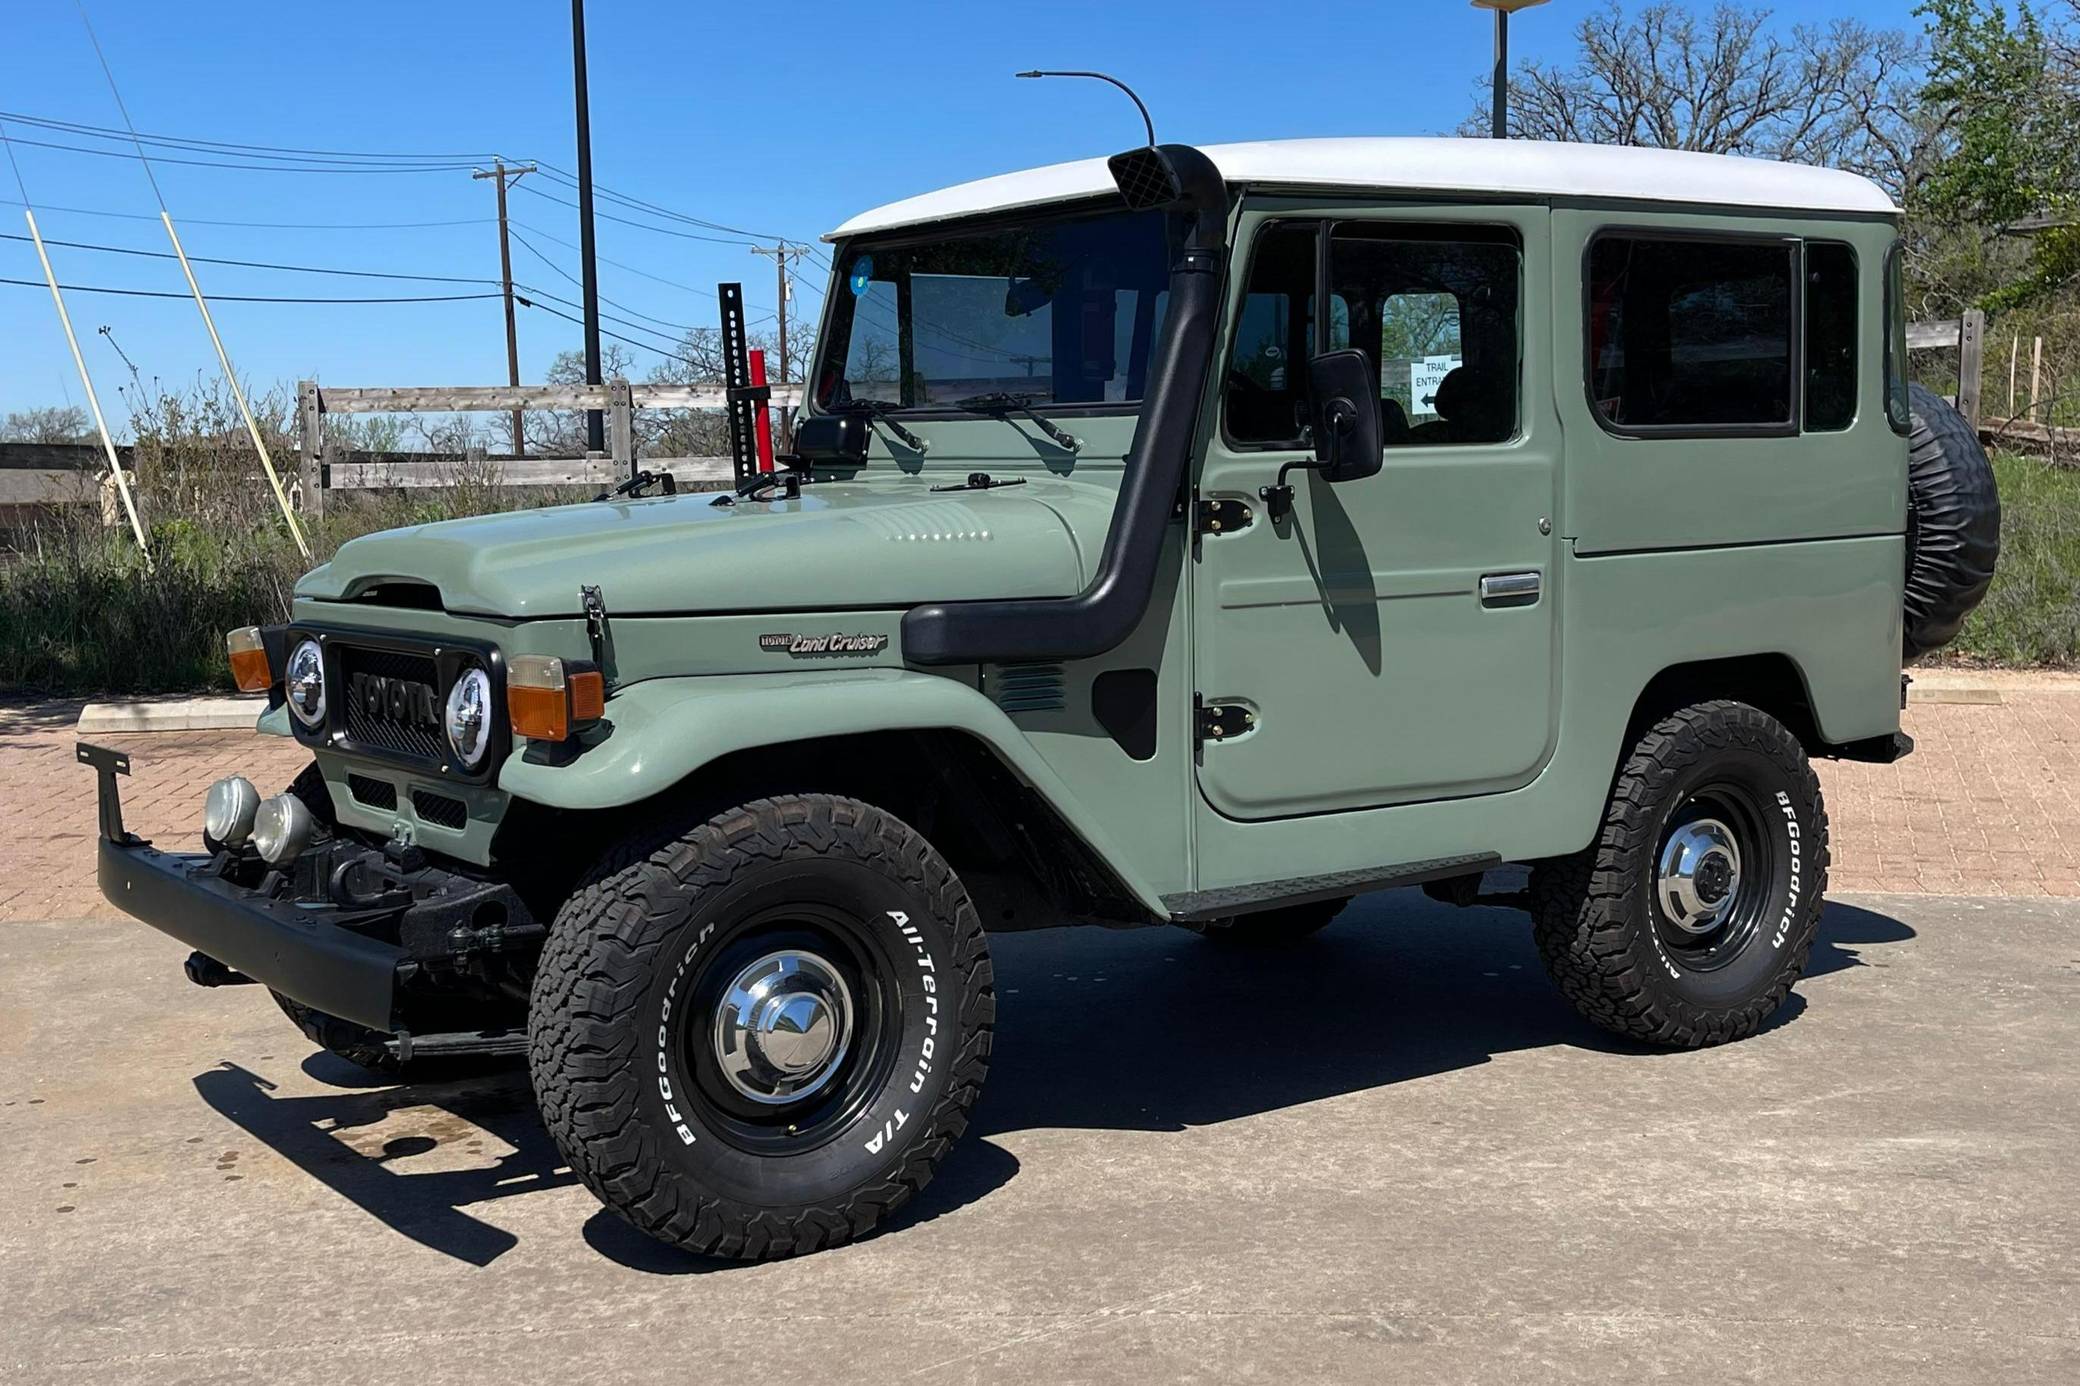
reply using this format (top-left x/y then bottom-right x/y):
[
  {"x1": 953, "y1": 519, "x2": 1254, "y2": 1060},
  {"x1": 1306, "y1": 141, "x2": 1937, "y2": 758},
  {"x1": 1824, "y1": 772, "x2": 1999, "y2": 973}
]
[{"x1": 817, "y1": 207, "x2": 1174, "y2": 413}]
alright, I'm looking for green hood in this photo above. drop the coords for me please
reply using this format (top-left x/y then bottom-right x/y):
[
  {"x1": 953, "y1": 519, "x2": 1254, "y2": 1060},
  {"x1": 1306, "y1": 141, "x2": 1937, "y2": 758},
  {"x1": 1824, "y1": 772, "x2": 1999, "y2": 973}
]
[{"x1": 296, "y1": 478, "x2": 1118, "y2": 619}]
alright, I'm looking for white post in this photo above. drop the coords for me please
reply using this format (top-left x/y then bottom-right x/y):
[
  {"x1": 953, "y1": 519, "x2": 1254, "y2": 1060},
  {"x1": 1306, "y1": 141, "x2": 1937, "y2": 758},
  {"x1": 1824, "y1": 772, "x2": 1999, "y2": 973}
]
[
  {"x1": 159, "y1": 211, "x2": 310, "y2": 559},
  {"x1": 24, "y1": 209, "x2": 150, "y2": 566}
]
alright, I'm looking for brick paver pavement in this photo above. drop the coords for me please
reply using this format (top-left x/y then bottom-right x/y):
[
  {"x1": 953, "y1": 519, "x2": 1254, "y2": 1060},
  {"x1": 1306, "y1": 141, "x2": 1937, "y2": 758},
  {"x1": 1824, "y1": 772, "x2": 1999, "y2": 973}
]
[{"x1": 3, "y1": 692, "x2": 2077, "y2": 924}]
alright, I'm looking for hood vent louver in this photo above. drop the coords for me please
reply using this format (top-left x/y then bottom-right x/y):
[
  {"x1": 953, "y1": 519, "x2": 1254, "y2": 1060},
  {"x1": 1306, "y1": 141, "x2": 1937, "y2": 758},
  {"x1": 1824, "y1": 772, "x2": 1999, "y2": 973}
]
[
  {"x1": 987, "y1": 663, "x2": 1066, "y2": 713},
  {"x1": 351, "y1": 581, "x2": 444, "y2": 611}
]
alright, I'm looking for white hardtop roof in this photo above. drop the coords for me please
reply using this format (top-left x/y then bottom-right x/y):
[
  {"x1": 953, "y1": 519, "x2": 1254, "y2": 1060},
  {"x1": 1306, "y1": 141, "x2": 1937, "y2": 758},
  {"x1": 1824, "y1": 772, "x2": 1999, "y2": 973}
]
[{"x1": 827, "y1": 137, "x2": 1896, "y2": 240}]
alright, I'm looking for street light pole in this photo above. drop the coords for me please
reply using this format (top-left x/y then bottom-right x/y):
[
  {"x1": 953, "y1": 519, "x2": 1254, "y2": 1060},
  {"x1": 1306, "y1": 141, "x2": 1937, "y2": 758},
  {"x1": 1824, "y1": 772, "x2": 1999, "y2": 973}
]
[
  {"x1": 1471, "y1": 0, "x2": 1550, "y2": 140},
  {"x1": 570, "y1": 0, "x2": 605, "y2": 454}
]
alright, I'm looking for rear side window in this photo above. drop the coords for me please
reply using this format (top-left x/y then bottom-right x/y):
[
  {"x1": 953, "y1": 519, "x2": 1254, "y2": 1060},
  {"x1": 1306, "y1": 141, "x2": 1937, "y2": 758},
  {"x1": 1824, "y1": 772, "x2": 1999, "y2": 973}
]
[
  {"x1": 1884, "y1": 245, "x2": 1912, "y2": 435},
  {"x1": 1587, "y1": 235, "x2": 1797, "y2": 434},
  {"x1": 1805, "y1": 242, "x2": 1858, "y2": 432}
]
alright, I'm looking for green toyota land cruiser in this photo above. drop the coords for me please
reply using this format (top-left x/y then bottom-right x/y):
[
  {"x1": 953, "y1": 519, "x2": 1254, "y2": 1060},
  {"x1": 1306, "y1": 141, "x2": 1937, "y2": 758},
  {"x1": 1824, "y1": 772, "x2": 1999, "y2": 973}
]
[{"x1": 87, "y1": 137, "x2": 2000, "y2": 1260}]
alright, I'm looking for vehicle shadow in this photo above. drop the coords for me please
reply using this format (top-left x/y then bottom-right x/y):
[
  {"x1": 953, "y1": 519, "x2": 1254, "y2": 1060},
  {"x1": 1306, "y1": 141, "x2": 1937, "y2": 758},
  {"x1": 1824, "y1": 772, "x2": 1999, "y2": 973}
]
[{"x1": 192, "y1": 892, "x2": 1911, "y2": 1271}]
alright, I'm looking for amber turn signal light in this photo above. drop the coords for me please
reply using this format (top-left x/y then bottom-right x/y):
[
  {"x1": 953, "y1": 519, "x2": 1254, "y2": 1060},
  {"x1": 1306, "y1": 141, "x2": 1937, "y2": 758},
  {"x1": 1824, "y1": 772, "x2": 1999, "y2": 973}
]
[
  {"x1": 225, "y1": 626, "x2": 272, "y2": 693},
  {"x1": 507, "y1": 655, "x2": 605, "y2": 743}
]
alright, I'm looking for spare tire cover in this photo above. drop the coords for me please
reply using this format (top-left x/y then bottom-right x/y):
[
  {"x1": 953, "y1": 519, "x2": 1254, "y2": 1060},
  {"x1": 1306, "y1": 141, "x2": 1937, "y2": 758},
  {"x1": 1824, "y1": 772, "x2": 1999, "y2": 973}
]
[{"x1": 1903, "y1": 382, "x2": 2001, "y2": 661}]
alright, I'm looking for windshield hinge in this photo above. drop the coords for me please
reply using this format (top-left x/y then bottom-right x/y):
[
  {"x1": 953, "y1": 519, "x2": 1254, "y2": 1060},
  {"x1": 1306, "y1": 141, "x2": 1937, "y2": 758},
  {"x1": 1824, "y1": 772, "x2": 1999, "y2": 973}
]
[{"x1": 1193, "y1": 497, "x2": 1253, "y2": 535}]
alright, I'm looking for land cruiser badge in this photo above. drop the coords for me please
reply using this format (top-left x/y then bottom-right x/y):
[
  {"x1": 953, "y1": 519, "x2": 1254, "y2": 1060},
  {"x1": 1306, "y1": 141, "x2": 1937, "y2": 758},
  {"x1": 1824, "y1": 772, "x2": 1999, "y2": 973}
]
[{"x1": 759, "y1": 631, "x2": 889, "y2": 658}]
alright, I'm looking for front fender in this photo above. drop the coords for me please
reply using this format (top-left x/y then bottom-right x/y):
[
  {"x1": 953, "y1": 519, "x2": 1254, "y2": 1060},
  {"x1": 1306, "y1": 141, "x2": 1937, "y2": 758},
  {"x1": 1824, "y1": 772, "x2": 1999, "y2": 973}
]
[{"x1": 496, "y1": 669, "x2": 1169, "y2": 915}]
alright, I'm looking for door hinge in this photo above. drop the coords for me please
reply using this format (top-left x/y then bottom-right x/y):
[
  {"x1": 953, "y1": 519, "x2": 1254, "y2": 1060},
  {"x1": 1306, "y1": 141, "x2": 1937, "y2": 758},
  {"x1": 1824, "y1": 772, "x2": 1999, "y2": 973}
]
[
  {"x1": 1195, "y1": 696, "x2": 1256, "y2": 743},
  {"x1": 1194, "y1": 496, "x2": 1253, "y2": 535}
]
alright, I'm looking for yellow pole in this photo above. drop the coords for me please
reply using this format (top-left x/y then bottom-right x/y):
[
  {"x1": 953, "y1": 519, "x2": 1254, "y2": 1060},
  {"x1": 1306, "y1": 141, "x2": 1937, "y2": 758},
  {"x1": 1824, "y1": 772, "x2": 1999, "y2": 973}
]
[
  {"x1": 24, "y1": 208, "x2": 151, "y2": 567},
  {"x1": 158, "y1": 210, "x2": 310, "y2": 558}
]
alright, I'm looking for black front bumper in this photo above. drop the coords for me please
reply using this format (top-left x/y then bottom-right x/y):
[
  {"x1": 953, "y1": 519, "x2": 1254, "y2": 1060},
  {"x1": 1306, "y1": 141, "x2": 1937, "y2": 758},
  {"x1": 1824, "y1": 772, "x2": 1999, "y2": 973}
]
[{"x1": 85, "y1": 742, "x2": 405, "y2": 1033}]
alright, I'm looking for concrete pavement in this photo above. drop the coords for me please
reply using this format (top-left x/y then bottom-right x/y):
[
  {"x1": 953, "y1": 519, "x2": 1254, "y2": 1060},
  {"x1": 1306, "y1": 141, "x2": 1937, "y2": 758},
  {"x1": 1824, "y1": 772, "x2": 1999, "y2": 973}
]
[{"x1": 3, "y1": 889, "x2": 2076, "y2": 1383}]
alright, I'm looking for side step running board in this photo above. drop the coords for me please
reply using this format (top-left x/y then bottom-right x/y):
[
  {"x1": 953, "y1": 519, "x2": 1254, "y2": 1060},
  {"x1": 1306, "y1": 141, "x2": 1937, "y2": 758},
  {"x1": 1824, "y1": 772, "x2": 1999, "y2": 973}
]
[{"x1": 1163, "y1": 852, "x2": 1502, "y2": 923}]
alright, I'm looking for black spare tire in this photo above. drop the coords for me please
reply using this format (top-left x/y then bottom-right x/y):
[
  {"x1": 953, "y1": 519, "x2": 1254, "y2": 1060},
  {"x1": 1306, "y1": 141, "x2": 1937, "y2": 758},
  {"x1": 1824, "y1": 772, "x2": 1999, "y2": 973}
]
[{"x1": 1903, "y1": 382, "x2": 2001, "y2": 661}]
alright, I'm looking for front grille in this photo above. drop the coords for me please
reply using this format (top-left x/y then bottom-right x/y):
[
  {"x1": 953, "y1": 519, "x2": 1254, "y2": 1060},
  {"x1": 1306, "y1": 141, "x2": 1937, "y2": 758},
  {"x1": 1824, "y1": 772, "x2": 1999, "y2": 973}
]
[
  {"x1": 346, "y1": 773, "x2": 396, "y2": 810},
  {"x1": 339, "y1": 645, "x2": 446, "y2": 763},
  {"x1": 412, "y1": 789, "x2": 468, "y2": 830}
]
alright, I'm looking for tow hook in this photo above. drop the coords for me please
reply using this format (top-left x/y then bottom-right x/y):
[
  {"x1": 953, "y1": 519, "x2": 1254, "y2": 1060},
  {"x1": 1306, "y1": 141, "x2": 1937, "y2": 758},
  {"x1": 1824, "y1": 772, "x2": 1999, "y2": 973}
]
[{"x1": 183, "y1": 951, "x2": 254, "y2": 988}]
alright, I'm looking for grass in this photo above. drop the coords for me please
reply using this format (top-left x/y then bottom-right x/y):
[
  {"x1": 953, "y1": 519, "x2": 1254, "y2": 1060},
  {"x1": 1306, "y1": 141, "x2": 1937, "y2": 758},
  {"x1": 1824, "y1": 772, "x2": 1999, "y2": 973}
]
[{"x1": 1938, "y1": 451, "x2": 2080, "y2": 668}]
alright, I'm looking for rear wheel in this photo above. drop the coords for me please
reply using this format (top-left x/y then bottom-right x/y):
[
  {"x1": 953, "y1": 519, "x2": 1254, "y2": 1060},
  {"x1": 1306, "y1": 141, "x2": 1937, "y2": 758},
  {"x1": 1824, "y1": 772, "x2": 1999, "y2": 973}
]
[
  {"x1": 529, "y1": 793, "x2": 994, "y2": 1259},
  {"x1": 1530, "y1": 701, "x2": 1828, "y2": 1048}
]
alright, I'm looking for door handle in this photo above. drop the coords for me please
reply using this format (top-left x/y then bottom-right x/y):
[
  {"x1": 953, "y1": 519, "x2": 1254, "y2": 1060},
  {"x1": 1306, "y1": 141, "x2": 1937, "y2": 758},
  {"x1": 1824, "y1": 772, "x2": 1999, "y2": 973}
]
[{"x1": 1479, "y1": 572, "x2": 1542, "y2": 607}]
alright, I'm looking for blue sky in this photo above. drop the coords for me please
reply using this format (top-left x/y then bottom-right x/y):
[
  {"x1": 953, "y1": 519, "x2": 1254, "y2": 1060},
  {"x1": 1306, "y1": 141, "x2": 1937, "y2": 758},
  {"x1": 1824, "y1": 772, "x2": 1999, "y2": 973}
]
[{"x1": 3, "y1": 0, "x2": 1924, "y2": 428}]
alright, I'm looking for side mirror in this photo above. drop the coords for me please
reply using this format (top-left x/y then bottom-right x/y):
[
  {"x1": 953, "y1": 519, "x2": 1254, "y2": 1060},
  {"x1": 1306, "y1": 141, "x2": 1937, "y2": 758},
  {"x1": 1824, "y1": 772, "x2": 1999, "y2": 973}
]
[
  {"x1": 790, "y1": 412, "x2": 870, "y2": 465},
  {"x1": 1307, "y1": 348, "x2": 1383, "y2": 483},
  {"x1": 1259, "y1": 349, "x2": 1384, "y2": 524}
]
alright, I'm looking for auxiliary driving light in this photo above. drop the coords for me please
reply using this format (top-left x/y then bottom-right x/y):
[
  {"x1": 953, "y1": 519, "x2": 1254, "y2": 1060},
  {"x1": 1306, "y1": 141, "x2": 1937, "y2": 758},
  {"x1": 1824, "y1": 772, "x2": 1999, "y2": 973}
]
[
  {"x1": 507, "y1": 655, "x2": 605, "y2": 743},
  {"x1": 225, "y1": 626, "x2": 272, "y2": 693},
  {"x1": 251, "y1": 792, "x2": 317, "y2": 866},
  {"x1": 202, "y1": 775, "x2": 261, "y2": 849}
]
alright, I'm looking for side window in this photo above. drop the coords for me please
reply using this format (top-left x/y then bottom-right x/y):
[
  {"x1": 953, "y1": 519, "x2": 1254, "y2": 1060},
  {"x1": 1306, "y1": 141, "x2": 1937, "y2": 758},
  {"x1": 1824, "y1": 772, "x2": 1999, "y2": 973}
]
[
  {"x1": 1805, "y1": 242, "x2": 1858, "y2": 432},
  {"x1": 1224, "y1": 223, "x2": 1318, "y2": 446},
  {"x1": 1332, "y1": 226, "x2": 1520, "y2": 447},
  {"x1": 1587, "y1": 235, "x2": 1797, "y2": 434},
  {"x1": 1884, "y1": 244, "x2": 1912, "y2": 435}
]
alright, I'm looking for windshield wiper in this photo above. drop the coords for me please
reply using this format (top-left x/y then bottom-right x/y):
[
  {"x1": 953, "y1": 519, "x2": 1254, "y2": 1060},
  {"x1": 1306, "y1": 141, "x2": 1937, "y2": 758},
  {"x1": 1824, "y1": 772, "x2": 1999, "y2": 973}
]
[
  {"x1": 955, "y1": 392, "x2": 1082, "y2": 454},
  {"x1": 828, "y1": 398, "x2": 929, "y2": 454}
]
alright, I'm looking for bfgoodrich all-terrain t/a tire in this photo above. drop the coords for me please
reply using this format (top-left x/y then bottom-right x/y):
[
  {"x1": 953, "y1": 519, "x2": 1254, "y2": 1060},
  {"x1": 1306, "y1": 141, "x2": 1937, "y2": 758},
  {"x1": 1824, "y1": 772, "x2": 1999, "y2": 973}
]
[
  {"x1": 528, "y1": 794, "x2": 994, "y2": 1260},
  {"x1": 1529, "y1": 701, "x2": 1829, "y2": 1048}
]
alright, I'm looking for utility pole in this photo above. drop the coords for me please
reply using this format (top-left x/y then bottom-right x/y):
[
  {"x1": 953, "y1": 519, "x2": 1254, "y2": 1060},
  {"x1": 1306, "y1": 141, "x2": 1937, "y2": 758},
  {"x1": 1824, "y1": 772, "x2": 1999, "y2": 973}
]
[
  {"x1": 751, "y1": 242, "x2": 810, "y2": 444},
  {"x1": 1471, "y1": 0, "x2": 1550, "y2": 139},
  {"x1": 570, "y1": 0, "x2": 605, "y2": 454},
  {"x1": 473, "y1": 159, "x2": 537, "y2": 457}
]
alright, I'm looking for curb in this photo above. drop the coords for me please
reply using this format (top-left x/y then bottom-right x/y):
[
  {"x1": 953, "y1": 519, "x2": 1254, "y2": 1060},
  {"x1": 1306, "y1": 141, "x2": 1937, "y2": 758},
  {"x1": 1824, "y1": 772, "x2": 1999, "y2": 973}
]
[{"x1": 76, "y1": 696, "x2": 266, "y2": 734}]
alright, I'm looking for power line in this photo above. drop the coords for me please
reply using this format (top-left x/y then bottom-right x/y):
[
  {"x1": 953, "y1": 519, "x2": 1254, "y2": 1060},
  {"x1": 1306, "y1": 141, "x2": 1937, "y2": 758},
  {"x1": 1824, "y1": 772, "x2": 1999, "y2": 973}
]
[
  {"x1": 0, "y1": 134, "x2": 483, "y2": 174},
  {"x1": 511, "y1": 180, "x2": 765, "y2": 246},
  {"x1": 0, "y1": 109, "x2": 494, "y2": 163},
  {"x1": 515, "y1": 295, "x2": 693, "y2": 365},
  {"x1": 0, "y1": 228, "x2": 502, "y2": 284},
  {"x1": 0, "y1": 198, "x2": 491, "y2": 230},
  {"x1": 530, "y1": 162, "x2": 792, "y2": 243},
  {"x1": 507, "y1": 226, "x2": 706, "y2": 333},
  {"x1": 0, "y1": 275, "x2": 499, "y2": 303}
]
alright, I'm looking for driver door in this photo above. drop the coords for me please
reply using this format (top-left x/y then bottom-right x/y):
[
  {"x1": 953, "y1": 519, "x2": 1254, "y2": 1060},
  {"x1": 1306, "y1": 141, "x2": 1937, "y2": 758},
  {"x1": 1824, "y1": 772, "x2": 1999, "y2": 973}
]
[{"x1": 1192, "y1": 205, "x2": 1560, "y2": 821}]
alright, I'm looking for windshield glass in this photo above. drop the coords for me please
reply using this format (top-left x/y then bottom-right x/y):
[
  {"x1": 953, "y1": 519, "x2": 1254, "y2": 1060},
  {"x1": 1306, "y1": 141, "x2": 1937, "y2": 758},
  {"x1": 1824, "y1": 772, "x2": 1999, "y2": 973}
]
[{"x1": 818, "y1": 207, "x2": 1174, "y2": 412}]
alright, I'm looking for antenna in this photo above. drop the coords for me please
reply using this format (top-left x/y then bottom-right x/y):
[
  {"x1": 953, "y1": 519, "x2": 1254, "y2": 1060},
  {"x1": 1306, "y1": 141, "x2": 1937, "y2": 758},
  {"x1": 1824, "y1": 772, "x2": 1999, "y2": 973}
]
[{"x1": 1015, "y1": 70, "x2": 1155, "y2": 147}]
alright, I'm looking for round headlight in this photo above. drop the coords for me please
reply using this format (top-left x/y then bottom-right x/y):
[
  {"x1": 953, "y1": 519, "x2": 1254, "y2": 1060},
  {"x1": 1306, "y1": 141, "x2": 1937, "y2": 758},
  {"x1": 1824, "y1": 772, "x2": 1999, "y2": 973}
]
[
  {"x1": 251, "y1": 793, "x2": 316, "y2": 865},
  {"x1": 285, "y1": 639, "x2": 326, "y2": 727},
  {"x1": 202, "y1": 775, "x2": 260, "y2": 849},
  {"x1": 444, "y1": 666, "x2": 493, "y2": 769}
]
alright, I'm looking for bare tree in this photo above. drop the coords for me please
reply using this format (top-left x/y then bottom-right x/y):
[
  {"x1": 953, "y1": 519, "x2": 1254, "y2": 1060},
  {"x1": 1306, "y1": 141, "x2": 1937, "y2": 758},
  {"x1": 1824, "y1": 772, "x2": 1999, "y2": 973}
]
[
  {"x1": 1468, "y1": 1, "x2": 1922, "y2": 197},
  {"x1": 1, "y1": 405, "x2": 91, "y2": 444}
]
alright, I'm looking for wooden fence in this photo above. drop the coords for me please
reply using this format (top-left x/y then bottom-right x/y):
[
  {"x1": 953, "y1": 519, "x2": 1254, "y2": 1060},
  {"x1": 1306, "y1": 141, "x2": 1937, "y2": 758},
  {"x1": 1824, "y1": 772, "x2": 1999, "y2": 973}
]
[{"x1": 295, "y1": 378, "x2": 804, "y2": 513}]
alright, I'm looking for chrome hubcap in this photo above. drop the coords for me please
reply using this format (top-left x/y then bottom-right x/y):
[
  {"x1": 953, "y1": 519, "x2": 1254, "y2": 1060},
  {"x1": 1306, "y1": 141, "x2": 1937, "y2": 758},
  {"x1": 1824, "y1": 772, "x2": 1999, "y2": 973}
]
[
  {"x1": 712, "y1": 950, "x2": 854, "y2": 1105},
  {"x1": 1657, "y1": 817, "x2": 1742, "y2": 936}
]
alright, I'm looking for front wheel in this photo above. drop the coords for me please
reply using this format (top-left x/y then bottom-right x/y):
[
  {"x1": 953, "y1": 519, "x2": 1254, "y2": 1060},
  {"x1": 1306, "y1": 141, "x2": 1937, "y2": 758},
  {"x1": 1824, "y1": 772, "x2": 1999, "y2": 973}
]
[
  {"x1": 528, "y1": 794, "x2": 994, "y2": 1259},
  {"x1": 1530, "y1": 700, "x2": 1829, "y2": 1048}
]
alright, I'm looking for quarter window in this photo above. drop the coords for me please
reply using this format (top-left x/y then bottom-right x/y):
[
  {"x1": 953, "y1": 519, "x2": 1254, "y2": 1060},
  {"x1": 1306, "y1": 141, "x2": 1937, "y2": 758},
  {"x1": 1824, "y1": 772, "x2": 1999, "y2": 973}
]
[
  {"x1": 1805, "y1": 242, "x2": 1858, "y2": 433},
  {"x1": 1587, "y1": 236, "x2": 1797, "y2": 433}
]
